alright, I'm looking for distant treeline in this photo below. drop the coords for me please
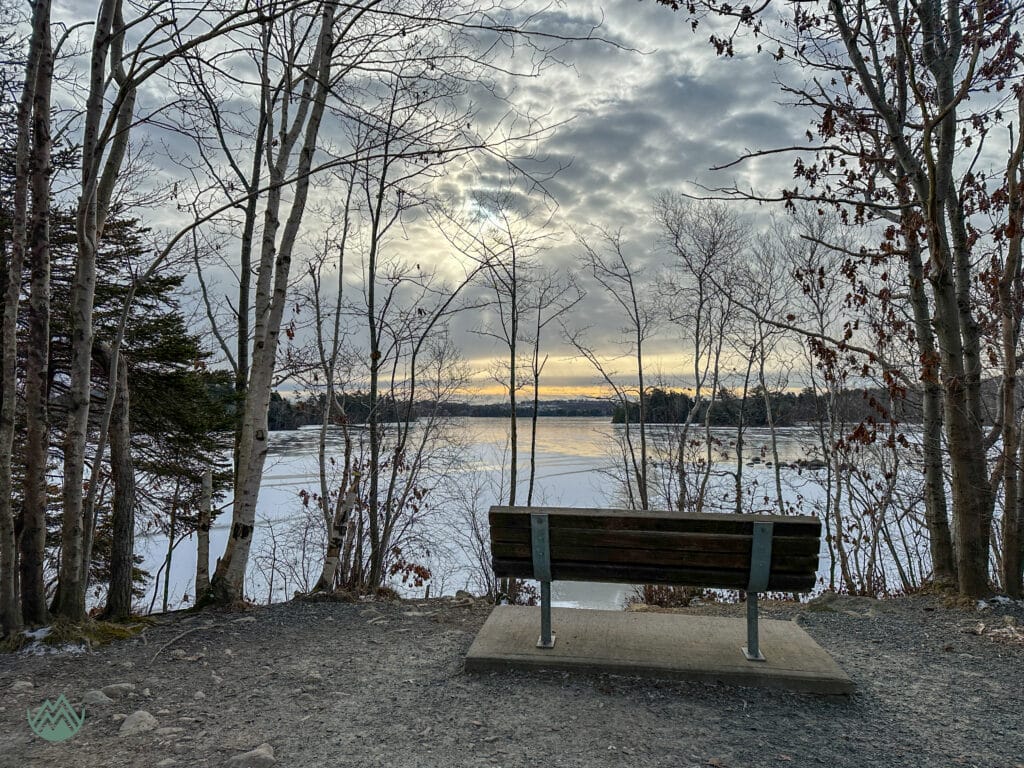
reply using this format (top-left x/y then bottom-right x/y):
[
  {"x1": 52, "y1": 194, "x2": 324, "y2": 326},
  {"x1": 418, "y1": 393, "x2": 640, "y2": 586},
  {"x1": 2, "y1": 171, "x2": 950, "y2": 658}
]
[
  {"x1": 268, "y1": 387, "x2": 937, "y2": 436},
  {"x1": 268, "y1": 391, "x2": 411, "y2": 430},
  {"x1": 270, "y1": 385, "x2": 980, "y2": 432},
  {"x1": 267, "y1": 393, "x2": 617, "y2": 430},
  {"x1": 439, "y1": 399, "x2": 616, "y2": 418},
  {"x1": 611, "y1": 386, "x2": 926, "y2": 427}
]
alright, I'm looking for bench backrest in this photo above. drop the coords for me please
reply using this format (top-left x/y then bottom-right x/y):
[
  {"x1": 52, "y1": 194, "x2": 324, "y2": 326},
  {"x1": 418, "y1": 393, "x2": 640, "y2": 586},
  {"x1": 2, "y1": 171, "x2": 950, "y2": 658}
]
[{"x1": 489, "y1": 506, "x2": 821, "y2": 592}]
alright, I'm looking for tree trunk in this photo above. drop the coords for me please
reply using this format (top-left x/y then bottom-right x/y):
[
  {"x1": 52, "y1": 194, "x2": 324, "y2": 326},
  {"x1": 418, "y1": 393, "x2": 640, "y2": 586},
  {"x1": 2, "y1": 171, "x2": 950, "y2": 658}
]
[
  {"x1": 103, "y1": 353, "x2": 135, "y2": 620},
  {"x1": 930, "y1": 256, "x2": 993, "y2": 596},
  {"x1": 195, "y1": 468, "x2": 212, "y2": 596},
  {"x1": 527, "y1": 351, "x2": 542, "y2": 507},
  {"x1": 18, "y1": 0, "x2": 52, "y2": 628},
  {"x1": 902, "y1": 194, "x2": 956, "y2": 587},
  {"x1": 0, "y1": 0, "x2": 49, "y2": 637},
  {"x1": 53, "y1": 0, "x2": 119, "y2": 621},
  {"x1": 1000, "y1": 96, "x2": 1024, "y2": 596},
  {"x1": 507, "y1": 258, "x2": 518, "y2": 507},
  {"x1": 316, "y1": 469, "x2": 359, "y2": 591}
]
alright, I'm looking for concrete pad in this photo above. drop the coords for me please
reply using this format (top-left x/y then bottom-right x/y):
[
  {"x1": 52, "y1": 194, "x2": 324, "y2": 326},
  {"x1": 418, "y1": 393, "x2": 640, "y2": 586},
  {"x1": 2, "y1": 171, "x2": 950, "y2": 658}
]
[{"x1": 465, "y1": 606, "x2": 854, "y2": 695}]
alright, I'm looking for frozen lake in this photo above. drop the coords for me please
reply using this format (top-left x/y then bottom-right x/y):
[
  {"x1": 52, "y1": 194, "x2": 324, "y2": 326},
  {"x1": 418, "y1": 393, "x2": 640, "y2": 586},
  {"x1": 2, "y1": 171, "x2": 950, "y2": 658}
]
[{"x1": 135, "y1": 417, "x2": 901, "y2": 613}]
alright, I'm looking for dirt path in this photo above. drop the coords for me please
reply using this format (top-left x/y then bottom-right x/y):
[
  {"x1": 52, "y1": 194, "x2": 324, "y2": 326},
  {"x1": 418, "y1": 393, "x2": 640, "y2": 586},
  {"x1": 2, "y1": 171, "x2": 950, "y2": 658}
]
[{"x1": 1, "y1": 594, "x2": 1022, "y2": 768}]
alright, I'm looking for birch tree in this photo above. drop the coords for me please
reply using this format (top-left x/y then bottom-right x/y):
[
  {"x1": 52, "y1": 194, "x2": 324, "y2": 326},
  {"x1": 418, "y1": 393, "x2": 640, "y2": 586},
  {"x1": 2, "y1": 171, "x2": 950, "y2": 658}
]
[{"x1": 208, "y1": 0, "x2": 340, "y2": 604}]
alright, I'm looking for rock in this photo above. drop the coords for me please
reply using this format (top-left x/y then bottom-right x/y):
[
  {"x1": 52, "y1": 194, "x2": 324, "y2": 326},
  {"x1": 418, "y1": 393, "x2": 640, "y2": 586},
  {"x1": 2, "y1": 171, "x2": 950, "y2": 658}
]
[
  {"x1": 170, "y1": 648, "x2": 205, "y2": 661},
  {"x1": 193, "y1": 691, "x2": 206, "y2": 700},
  {"x1": 9, "y1": 680, "x2": 33, "y2": 693},
  {"x1": 119, "y1": 710, "x2": 158, "y2": 736},
  {"x1": 142, "y1": 688, "x2": 152, "y2": 697},
  {"x1": 156, "y1": 726, "x2": 186, "y2": 736},
  {"x1": 83, "y1": 689, "x2": 114, "y2": 706},
  {"x1": 224, "y1": 743, "x2": 276, "y2": 768},
  {"x1": 156, "y1": 760, "x2": 177, "y2": 767},
  {"x1": 211, "y1": 673, "x2": 223, "y2": 685},
  {"x1": 455, "y1": 590, "x2": 474, "y2": 599},
  {"x1": 112, "y1": 714, "x2": 128, "y2": 722},
  {"x1": 156, "y1": 708, "x2": 171, "y2": 715},
  {"x1": 102, "y1": 682, "x2": 136, "y2": 699},
  {"x1": 805, "y1": 591, "x2": 839, "y2": 612}
]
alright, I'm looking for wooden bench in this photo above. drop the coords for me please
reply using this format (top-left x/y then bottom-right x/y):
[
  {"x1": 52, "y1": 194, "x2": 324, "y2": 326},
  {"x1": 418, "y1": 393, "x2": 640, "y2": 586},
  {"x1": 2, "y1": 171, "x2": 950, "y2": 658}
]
[{"x1": 489, "y1": 506, "x2": 821, "y2": 661}]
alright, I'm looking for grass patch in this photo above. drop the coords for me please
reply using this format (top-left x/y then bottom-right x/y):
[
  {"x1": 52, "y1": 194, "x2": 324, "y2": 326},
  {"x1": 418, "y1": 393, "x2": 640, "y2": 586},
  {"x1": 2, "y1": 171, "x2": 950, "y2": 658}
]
[
  {"x1": 295, "y1": 587, "x2": 360, "y2": 604},
  {"x1": 627, "y1": 584, "x2": 716, "y2": 610},
  {"x1": 1, "y1": 616, "x2": 153, "y2": 653}
]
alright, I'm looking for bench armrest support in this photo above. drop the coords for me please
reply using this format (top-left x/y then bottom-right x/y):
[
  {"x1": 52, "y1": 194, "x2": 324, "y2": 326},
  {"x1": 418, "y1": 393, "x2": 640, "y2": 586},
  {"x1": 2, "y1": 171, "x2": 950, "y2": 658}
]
[
  {"x1": 743, "y1": 522, "x2": 774, "y2": 662},
  {"x1": 531, "y1": 513, "x2": 555, "y2": 648}
]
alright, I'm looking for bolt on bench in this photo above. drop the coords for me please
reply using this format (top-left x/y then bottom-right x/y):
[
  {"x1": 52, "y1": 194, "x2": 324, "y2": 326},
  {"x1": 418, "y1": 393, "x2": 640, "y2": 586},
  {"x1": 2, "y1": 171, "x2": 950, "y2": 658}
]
[{"x1": 489, "y1": 506, "x2": 821, "y2": 661}]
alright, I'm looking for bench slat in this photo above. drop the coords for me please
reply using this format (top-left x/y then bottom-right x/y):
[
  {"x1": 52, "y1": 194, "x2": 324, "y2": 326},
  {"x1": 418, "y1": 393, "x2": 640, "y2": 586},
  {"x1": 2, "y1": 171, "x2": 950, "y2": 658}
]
[
  {"x1": 490, "y1": 527, "x2": 820, "y2": 557},
  {"x1": 491, "y1": 541, "x2": 818, "y2": 573},
  {"x1": 489, "y1": 507, "x2": 820, "y2": 537},
  {"x1": 491, "y1": 557, "x2": 817, "y2": 591}
]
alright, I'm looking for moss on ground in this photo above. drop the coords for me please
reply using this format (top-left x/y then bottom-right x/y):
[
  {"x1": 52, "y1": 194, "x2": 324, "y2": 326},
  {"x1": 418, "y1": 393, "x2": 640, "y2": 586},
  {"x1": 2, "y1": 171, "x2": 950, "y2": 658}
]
[{"x1": 1, "y1": 616, "x2": 153, "y2": 653}]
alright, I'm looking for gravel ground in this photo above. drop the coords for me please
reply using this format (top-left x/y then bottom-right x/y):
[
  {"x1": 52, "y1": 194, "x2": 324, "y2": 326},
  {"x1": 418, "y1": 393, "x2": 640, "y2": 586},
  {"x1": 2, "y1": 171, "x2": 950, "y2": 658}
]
[{"x1": 0, "y1": 593, "x2": 1022, "y2": 768}]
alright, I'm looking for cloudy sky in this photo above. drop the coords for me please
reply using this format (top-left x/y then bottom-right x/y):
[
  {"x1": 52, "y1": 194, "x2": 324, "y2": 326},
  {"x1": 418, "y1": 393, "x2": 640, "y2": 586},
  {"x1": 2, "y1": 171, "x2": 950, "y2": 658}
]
[{"x1": 50, "y1": 0, "x2": 817, "y2": 401}]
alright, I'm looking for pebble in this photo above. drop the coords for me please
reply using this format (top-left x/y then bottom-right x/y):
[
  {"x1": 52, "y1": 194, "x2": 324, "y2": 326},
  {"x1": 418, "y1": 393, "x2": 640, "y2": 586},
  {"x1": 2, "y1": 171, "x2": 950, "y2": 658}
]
[
  {"x1": 193, "y1": 691, "x2": 206, "y2": 700},
  {"x1": 9, "y1": 680, "x2": 33, "y2": 693},
  {"x1": 119, "y1": 710, "x2": 158, "y2": 736},
  {"x1": 102, "y1": 682, "x2": 136, "y2": 699},
  {"x1": 224, "y1": 742, "x2": 276, "y2": 767},
  {"x1": 83, "y1": 689, "x2": 114, "y2": 706}
]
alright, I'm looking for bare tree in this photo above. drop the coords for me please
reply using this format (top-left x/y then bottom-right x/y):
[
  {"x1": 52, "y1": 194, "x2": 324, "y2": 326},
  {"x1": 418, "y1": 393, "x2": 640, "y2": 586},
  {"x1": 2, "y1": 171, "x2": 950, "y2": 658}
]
[
  {"x1": 572, "y1": 227, "x2": 659, "y2": 510},
  {"x1": 652, "y1": 0, "x2": 1022, "y2": 596},
  {"x1": 655, "y1": 196, "x2": 745, "y2": 514},
  {"x1": 524, "y1": 268, "x2": 583, "y2": 505}
]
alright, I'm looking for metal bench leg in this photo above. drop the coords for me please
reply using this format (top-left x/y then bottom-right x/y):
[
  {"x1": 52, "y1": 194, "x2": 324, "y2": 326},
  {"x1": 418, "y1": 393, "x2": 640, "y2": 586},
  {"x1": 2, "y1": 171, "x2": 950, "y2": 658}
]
[
  {"x1": 538, "y1": 581, "x2": 555, "y2": 648},
  {"x1": 743, "y1": 591, "x2": 765, "y2": 661}
]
